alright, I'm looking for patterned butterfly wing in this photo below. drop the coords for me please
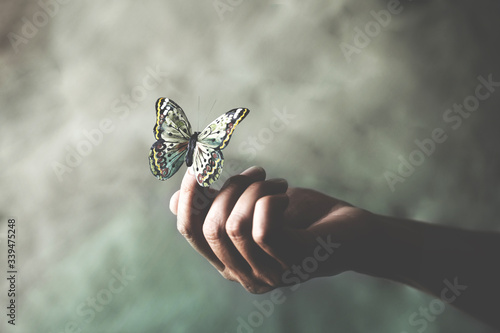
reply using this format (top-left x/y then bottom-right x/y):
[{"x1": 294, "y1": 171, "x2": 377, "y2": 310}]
[
  {"x1": 190, "y1": 107, "x2": 249, "y2": 187},
  {"x1": 190, "y1": 144, "x2": 224, "y2": 187},
  {"x1": 149, "y1": 139, "x2": 188, "y2": 180},
  {"x1": 197, "y1": 108, "x2": 250, "y2": 149},
  {"x1": 149, "y1": 98, "x2": 192, "y2": 180},
  {"x1": 154, "y1": 98, "x2": 192, "y2": 140}
]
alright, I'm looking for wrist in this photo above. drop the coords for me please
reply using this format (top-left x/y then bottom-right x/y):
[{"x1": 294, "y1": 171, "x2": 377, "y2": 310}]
[{"x1": 350, "y1": 213, "x2": 425, "y2": 287}]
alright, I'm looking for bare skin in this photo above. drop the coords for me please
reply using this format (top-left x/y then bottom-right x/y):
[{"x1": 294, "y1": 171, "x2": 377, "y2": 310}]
[{"x1": 170, "y1": 166, "x2": 500, "y2": 330}]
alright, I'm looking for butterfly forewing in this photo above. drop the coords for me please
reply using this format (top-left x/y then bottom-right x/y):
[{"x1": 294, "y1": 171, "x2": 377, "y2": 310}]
[
  {"x1": 197, "y1": 108, "x2": 250, "y2": 149},
  {"x1": 154, "y1": 98, "x2": 192, "y2": 140}
]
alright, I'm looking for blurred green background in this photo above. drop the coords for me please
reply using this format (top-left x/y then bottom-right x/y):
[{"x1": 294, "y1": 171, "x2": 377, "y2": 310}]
[{"x1": 1, "y1": 1, "x2": 499, "y2": 332}]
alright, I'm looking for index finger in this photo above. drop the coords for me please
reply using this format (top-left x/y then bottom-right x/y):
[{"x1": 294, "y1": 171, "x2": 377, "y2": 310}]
[{"x1": 176, "y1": 169, "x2": 223, "y2": 270}]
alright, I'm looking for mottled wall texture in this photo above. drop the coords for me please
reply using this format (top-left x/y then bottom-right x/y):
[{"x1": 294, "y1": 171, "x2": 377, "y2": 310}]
[{"x1": 1, "y1": 1, "x2": 499, "y2": 332}]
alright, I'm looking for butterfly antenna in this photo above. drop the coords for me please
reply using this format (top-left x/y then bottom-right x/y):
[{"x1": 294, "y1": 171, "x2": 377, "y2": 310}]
[
  {"x1": 209, "y1": 99, "x2": 217, "y2": 114},
  {"x1": 197, "y1": 96, "x2": 200, "y2": 131},
  {"x1": 206, "y1": 99, "x2": 217, "y2": 124},
  {"x1": 199, "y1": 99, "x2": 217, "y2": 128}
]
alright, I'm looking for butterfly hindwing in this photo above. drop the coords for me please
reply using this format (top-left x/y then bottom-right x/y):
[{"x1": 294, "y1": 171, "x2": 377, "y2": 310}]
[
  {"x1": 191, "y1": 144, "x2": 224, "y2": 187},
  {"x1": 197, "y1": 108, "x2": 250, "y2": 149},
  {"x1": 149, "y1": 139, "x2": 188, "y2": 180}
]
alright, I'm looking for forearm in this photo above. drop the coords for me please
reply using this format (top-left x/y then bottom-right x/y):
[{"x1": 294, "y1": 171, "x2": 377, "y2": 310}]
[{"x1": 353, "y1": 214, "x2": 500, "y2": 330}]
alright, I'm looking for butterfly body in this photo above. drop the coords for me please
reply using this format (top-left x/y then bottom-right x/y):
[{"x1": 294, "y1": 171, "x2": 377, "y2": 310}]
[
  {"x1": 185, "y1": 131, "x2": 199, "y2": 167},
  {"x1": 149, "y1": 98, "x2": 249, "y2": 187}
]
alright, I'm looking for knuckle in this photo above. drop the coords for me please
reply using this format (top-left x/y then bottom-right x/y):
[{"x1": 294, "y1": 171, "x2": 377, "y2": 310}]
[
  {"x1": 202, "y1": 216, "x2": 226, "y2": 241},
  {"x1": 226, "y1": 211, "x2": 250, "y2": 239},
  {"x1": 252, "y1": 270, "x2": 282, "y2": 289},
  {"x1": 252, "y1": 223, "x2": 270, "y2": 246},
  {"x1": 244, "y1": 283, "x2": 273, "y2": 294},
  {"x1": 245, "y1": 286, "x2": 260, "y2": 294},
  {"x1": 177, "y1": 222, "x2": 195, "y2": 240},
  {"x1": 222, "y1": 270, "x2": 271, "y2": 294},
  {"x1": 220, "y1": 269, "x2": 237, "y2": 282}
]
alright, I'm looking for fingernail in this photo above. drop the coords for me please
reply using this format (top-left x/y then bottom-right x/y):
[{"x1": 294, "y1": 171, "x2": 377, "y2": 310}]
[{"x1": 241, "y1": 166, "x2": 265, "y2": 176}]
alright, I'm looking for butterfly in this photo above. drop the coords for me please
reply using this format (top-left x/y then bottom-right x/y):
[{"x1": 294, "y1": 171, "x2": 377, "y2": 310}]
[{"x1": 149, "y1": 98, "x2": 250, "y2": 187}]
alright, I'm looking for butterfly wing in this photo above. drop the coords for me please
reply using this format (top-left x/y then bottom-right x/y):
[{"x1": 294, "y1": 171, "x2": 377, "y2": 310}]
[
  {"x1": 190, "y1": 144, "x2": 224, "y2": 187},
  {"x1": 149, "y1": 98, "x2": 191, "y2": 180},
  {"x1": 154, "y1": 98, "x2": 192, "y2": 140},
  {"x1": 149, "y1": 139, "x2": 188, "y2": 180},
  {"x1": 189, "y1": 107, "x2": 249, "y2": 186},
  {"x1": 197, "y1": 108, "x2": 250, "y2": 149}
]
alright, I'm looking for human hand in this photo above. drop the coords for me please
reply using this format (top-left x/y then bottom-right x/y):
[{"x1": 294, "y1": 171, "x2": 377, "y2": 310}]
[{"x1": 169, "y1": 166, "x2": 375, "y2": 294}]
